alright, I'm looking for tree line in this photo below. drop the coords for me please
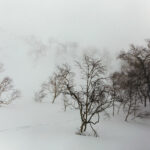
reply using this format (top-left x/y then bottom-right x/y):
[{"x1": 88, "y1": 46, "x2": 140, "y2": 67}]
[
  {"x1": 35, "y1": 41, "x2": 150, "y2": 136},
  {"x1": 1, "y1": 40, "x2": 149, "y2": 137}
]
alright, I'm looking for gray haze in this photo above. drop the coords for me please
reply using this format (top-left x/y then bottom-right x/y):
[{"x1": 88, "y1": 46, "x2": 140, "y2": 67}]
[
  {"x1": 0, "y1": 0, "x2": 150, "y2": 101},
  {"x1": 0, "y1": 0, "x2": 150, "y2": 49}
]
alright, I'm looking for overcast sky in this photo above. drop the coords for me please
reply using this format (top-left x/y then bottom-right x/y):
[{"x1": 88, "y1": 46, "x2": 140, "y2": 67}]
[
  {"x1": 0, "y1": 0, "x2": 150, "y2": 50},
  {"x1": 0, "y1": 0, "x2": 150, "y2": 101}
]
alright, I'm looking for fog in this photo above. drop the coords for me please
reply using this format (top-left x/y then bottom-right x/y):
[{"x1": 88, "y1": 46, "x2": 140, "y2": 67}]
[
  {"x1": 1, "y1": 0, "x2": 150, "y2": 48},
  {"x1": 0, "y1": 0, "x2": 150, "y2": 101}
]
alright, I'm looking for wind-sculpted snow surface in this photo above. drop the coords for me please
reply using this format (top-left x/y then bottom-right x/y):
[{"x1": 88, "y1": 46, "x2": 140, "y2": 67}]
[{"x1": 0, "y1": 101, "x2": 149, "y2": 150}]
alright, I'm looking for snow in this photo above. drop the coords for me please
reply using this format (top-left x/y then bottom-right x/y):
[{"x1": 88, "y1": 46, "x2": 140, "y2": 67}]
[
  {"x1": 0, "y1": 30, "x2": 149, "y2": 150},
  {"x1": 0, "y1": 100, "x2": 149, "y2": 150}
]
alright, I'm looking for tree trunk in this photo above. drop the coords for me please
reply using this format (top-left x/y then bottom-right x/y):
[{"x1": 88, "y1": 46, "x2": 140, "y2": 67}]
[
  {"x1": 80, "y1": 122, "x2": 86, "y2": 133},
  {"x1": 144, "y1": 96, "x2": 147, "y2": 107},
  {"x1": 125, "y1": 102, "x2": 131, "y2": 121},
  {"x1": 52, "y1": 93, "x2": 56, "y2": 103},
  {"x1": 113, "y1": 99, "x2": 115, "y2": 116}
]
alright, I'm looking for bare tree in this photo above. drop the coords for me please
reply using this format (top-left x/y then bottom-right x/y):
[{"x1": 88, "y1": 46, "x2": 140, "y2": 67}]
[
  {"x1": 110, "y1": 41, "x2": 150, "y2": 121},
  {"x1": 54, "y1": 55, "x2": 111, "y2": 136},
  {"x1": 34, "y1": 89, "x2": 47, "y2": 102},
  {"x1": 119, "y1": 41, "x2": 150, "y2": 107},
  {"x1": 0, "y1": 77, "x2": 21, "y2": 105},
  {"x1": 47, "y1": 73, "x2": 65, "y2": 103},
  {"x1": 35, "y1": 66, "x2": 69, "y2": 104},
  {"x1": 110, "y1": 71, "x2": 139, "y2": 121},
  {"x1": 110, "y1": 73, "x2": 121, "y2": 116}
]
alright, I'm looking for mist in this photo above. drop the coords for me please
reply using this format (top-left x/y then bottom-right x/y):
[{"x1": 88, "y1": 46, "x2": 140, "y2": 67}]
[
  {"x1": 0, "y1": 1, "x2": 150, "y2": 149},
  {"x1": 0, "y1": 0, "x2": 150, "y2": 101}
]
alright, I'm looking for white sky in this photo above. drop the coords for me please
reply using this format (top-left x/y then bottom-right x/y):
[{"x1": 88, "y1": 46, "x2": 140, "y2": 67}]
[
  {"x1": 0, "y1": 0, "x2": 150, "y2": 50},
  {"x1": 0, "y1": 0, "x2": 150, "y2": 101}
]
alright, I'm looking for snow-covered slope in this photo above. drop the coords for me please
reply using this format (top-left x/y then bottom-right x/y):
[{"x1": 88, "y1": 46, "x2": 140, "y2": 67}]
[
  {"x1": 0, "y1": 100, "x2": 149, "y2": 150},
  {"x1": 0, "y1": 31, "x2": 149, "y2": 150}
]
